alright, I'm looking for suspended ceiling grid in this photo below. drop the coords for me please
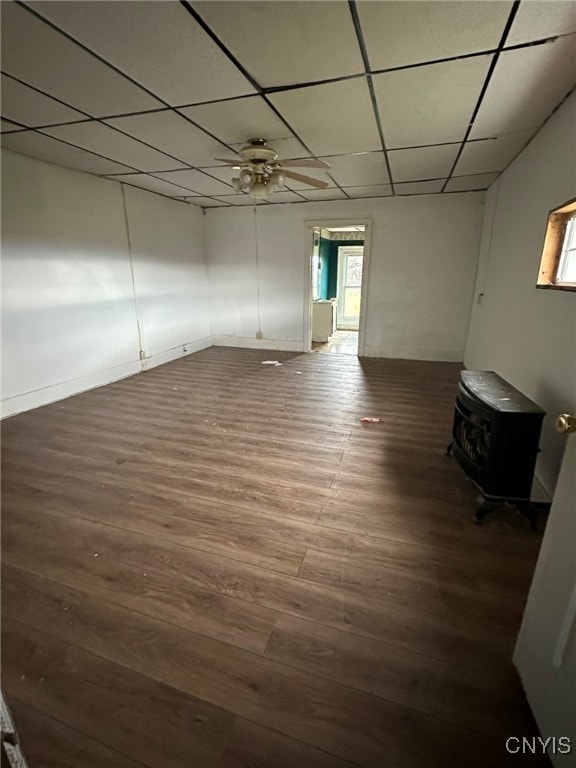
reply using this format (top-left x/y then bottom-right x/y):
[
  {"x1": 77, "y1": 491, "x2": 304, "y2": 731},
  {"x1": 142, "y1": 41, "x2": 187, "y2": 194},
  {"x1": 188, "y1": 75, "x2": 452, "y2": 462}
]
[{"x1": 1, "y1": 0, "x2": 575, "y2": 208}]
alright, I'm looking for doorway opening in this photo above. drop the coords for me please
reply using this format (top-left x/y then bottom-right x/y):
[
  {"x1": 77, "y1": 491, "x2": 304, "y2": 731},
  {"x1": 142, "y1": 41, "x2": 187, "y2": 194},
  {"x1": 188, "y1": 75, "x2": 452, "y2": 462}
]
[{"x1": 306, "y1": 222, "x2": 369, "y2": 355}]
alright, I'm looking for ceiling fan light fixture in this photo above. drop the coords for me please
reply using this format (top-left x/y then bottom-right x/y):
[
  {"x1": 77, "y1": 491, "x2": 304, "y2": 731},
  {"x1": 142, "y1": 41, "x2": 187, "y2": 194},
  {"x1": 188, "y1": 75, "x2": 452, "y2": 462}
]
[
  {"x1": 239, "y1": 168, "x2": 254, "y2": 187},
  {"x1": 269, "y1": 171, "x2": 285, "y2": 189},
  {"x1": 231, "y1": 177, "x2": 243, "y2": 192},
  {"x1": 249, "y1": 180, "x2": 269, "y2": 198}
]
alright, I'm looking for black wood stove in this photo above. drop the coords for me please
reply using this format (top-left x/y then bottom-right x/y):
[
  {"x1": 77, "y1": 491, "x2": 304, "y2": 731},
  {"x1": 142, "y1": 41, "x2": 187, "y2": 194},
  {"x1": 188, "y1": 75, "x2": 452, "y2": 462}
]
[{"x1": 446, "y1": 371, "x2": 547, "y2": 526}]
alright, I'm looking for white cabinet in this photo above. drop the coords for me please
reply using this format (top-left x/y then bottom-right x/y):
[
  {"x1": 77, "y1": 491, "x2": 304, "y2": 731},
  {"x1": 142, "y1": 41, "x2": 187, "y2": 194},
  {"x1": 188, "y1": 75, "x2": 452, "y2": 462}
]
[{"x1": 312, "y1": 300, "x2": 336, "y2": 342}]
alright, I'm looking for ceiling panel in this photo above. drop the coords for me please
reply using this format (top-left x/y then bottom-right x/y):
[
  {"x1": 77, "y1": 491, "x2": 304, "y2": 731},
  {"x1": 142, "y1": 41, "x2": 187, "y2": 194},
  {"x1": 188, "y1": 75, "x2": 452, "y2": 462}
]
[
  {"x1": 193, "y1": 165, "x2": 240, "y2": 183},
  {"x1": 179, "y1": 96, "x2": 295, "y2": 146},
  {"x1": 261, "y1": 190, "x2": 306, "y2": 204},
  {"x1": 107, "y1": 174, "x2": 192, "y2": 198},
  {"x1": 41, "y1": 122, "x2": 187, "y2": 172},
  {"x1": 323, "y1": 152, "x2": 390, "y2": 186},
  {"x1": 152, "y1": 169, "x2": 235, "y2": 196},
  {"x1": 1, "y1": 2, "x2": 161, "y2": 116},
  {"x1": 388, "y1": 144, "x2": 460, "y2": 182},
  {"x1": 374, "y1": 56, "x2": 492, "y2": 149},
  {"x1": 1, "y1": 74, "x2": 87, "y2": 128},
  {"x1": 1, "y1": 131, "x2": 135, "y2": 175},
  {"x1": 28, "y1": 0, "x2": 256, "y2": 106},
  {"x1": 1, "y1": 119, "x2": 26, "y2": 133},
  {"x1": 185, "y1": 197, "x2": 230, "y2": 208},
  {"x1": 214, "y1": 195, "x2": 266, "y2": 206},
  {"x1": 453, "y1": 131, "x2": 534, "y2": 175},
  {"x1": 105, "y1": 111, "x2": 228, "y2": 168},
  {"x1": 191, "y1": 1, "x2": 364, "y2": 87},
  {"x1": 357, "y1": 1, "x2": 512, "y2": 71},
  {"x1": 445, "y1": 173, "x2": 499, "y2": 192},
  {"x1": 506, "y1": 1, "x2": 576, "y2": 46},
  {"x1": 268, "y1": 80, "x2": 381, "y2": 156},
  {"x1": 344, "y1": 185, "x2": 393, "y2": 198},
  {"x1": 298, "y1": 188, "x2": 348, "y2": 201},
  {"x1": 470, "y1": 36, "x2": 576, "y2": 138},
  {"x1": 395, "y1": 180, "x2": 446, "y2": 195}
]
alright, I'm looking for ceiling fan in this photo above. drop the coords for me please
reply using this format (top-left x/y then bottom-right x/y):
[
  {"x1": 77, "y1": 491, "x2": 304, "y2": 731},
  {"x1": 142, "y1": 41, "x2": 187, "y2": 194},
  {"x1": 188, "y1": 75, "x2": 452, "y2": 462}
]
[{"x1": 214, "y1": 138, "x2": 330, "y2": 198}]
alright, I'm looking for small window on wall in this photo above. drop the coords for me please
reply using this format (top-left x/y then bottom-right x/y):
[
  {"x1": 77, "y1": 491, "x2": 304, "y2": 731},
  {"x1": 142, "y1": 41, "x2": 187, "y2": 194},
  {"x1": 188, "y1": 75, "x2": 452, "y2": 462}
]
[{"x1": 537, "y1": 197, "x2": 576, "y2": 291}]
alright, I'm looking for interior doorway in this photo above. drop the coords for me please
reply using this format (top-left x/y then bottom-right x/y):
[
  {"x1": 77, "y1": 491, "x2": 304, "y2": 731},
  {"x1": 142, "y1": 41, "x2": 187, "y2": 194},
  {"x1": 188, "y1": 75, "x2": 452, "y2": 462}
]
[
  {"x1": 336, "y1": 245, "x2": 364, "y2": 331},
  {"x1": 306, "y1": 221, "x2": 369, "y2": 356}
]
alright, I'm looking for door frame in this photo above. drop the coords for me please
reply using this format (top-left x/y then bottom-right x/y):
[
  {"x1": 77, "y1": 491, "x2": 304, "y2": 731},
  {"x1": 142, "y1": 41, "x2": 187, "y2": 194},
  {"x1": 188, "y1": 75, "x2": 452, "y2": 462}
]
[{"x1": 303, "y1": 218, "x2": 372, "y2": 354}]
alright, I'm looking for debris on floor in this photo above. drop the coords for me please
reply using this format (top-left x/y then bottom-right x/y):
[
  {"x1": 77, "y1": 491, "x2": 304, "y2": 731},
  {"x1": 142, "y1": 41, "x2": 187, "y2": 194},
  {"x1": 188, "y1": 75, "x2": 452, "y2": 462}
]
[
  {"x1": 360, "y1": 417, "x2": 384, "y2": 424},
  {"x1": 261, "y1": 360, "x2": 282, "y2": 366}
]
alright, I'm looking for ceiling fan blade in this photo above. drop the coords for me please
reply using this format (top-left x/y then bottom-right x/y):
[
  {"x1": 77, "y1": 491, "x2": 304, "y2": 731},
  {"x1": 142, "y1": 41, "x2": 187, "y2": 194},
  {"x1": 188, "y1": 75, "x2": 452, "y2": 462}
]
[
  {"x1": 213, "y1": 157, "x2": 244, "y2": 165},
  {"x1": 283, "y1": 170, "x2": 329, "y2": 190},
  {"x1": 278, "y1": 159, "x2": 331, "y2": 169}
]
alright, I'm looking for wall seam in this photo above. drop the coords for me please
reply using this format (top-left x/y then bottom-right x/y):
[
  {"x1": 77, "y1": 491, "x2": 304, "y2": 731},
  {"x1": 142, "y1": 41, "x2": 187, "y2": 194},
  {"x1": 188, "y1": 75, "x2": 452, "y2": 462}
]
[{"x1": 121, "y1": 184, "x2": 145, "y2": 362}]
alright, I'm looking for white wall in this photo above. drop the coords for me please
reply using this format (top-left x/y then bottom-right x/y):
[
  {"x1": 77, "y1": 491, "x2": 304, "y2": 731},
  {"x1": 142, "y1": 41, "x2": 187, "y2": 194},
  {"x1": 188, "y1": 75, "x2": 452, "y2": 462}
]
[
  {"x1": 205, "y1": 193, "x2": 485, "y2": 360},
  {"x1": 123, "y1": 185, "x2": 211, "y2": 366},
  {"x1": 464, "y1": 91, "x2": 576, "y2": 493},
  {"x1": 1, "y1": 149, "x2": 211, "y2": 417}
]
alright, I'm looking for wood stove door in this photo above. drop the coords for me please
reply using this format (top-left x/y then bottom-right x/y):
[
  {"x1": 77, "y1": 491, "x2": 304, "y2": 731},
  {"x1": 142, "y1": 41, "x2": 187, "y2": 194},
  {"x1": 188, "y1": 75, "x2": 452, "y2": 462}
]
[{"x1": 513, "y1": 432, "x2": 576, "y2": 765}]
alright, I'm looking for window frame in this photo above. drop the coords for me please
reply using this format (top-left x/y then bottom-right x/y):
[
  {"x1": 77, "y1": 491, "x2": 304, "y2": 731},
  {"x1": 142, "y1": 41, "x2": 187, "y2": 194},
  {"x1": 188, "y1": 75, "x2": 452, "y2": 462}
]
[{"x1": 536, "y1": 197, "x2": 576, "y2": 292}]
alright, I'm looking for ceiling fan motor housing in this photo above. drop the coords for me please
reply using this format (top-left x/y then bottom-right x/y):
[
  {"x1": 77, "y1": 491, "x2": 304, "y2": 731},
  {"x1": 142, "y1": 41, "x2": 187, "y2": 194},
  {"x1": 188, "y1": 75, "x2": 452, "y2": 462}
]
[{"x1": 240, "y1": 139, "x2": 279, "y2": 163}]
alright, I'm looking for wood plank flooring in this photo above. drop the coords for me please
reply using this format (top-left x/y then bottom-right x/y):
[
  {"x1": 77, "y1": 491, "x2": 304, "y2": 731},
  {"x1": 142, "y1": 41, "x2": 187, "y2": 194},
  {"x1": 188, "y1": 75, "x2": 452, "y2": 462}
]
[{"x1": 1, "y1": 347, "x2": 550, "y2": 767}]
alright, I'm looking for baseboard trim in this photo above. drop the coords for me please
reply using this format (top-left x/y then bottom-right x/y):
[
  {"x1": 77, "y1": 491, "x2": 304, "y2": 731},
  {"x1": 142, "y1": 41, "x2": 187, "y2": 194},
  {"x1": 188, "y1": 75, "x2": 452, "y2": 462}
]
[
  {"x1": 141, "y1": 336, "x2": 213, "y2": 370},
  {"x1": 1, "y1": 360, "x2": 141, "y2": 419},
  {"x1": 361, "y1": 345, "x2": 464, "y2": 363},
  {"x1": 213, "y1": 336, "x2": 305, "y2": 352},
  {"x1": 1, "y1": 336, "x2": 215, "y2": 418}
]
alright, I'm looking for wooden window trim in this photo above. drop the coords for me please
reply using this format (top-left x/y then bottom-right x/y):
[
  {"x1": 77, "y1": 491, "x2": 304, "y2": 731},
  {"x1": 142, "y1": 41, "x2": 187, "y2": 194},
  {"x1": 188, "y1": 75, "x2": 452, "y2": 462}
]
[{"x1": 537, "y1": 197, "x2": 576, "y2": 291}]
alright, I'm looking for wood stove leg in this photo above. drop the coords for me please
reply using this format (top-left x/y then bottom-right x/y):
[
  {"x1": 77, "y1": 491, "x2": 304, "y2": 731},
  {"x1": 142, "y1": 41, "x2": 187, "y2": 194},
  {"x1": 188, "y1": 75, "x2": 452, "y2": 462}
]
[
  {"x1": 445, "y1": 442, "x2": 453, "y2": 456},
  {"x1": 516, "y1": 502, "x2": 538, "y2": 531},
  {"x1": 473, "y1": 495, "x2": 500, "y2": 524}
]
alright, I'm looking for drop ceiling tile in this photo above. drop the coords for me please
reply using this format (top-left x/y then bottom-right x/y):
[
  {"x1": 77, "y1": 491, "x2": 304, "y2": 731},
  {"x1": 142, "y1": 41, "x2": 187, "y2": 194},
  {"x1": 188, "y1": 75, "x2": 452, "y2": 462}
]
[
  {"x1": 395, "y1": 180, "x2": 446, "y2": 195},
  {"x1": 41, "y1": 122, "x2": 187, "y2": 172},
  {"x1": 298, "y1": 188, "x2": 348, "y2": 201},
  {"x1": 105, "y1": 111, "x2": 227, "y2": 168},
  {"x1": 454, "y1": 131, "x2": 534, "y2": 175},
  {"x1": 179, "y1": 96, "x2": 295, "y2": 146},
  {"x1": 374, "y1": 56, "x2": 492, "y2": 149},
  {"x1": 265, "y1": 191, "x2": 306, "y2": 204},
  {"x1": 268, "y1": 80, "x2": 381, "y2": 156},
  {"x1": 191, "y1": 1, "x2": 364, "y2": 87},
  {"x1": 152, "y1": 169, "x2": 234, "y2": 196},
  {"x1": 323, "y1": 152, "x2": 390, "y2": 186},
  {"x1": 506, "y1": 1, "x2": 576, "y2": 46},
  {"x1": 344, "y1": 185, "x2": 393, "y2": 198},
  {"x1": 1, "y1": 119, "x2": 25, "y2": 133},
  {"x1": 1, "y1": 74, "x2": 86, "y2": 128},
  {"x1": 193, "y1": 165, "x2": 240, "y2": 183},
  {"x1": 357, "y1": 1, "x2": 512, "y2": 70},
  {"x1": 1, "y1": 2, "x2": 161, "y2": 116},
  {"x1": 445, "y1": 173, "x2": 499, "y2": 192},
  {"x1": 388, "y1": 144, "x2": 460, "y2": 182},
  {"x1": 28, "y1": 0, "x2": 256, "y2": 105},
  {"x1": 186, "y1": 197, "x2": 230, "y2": 208},
  {"x1": 470, "y1": 36, "x2": 576, "y2": 138},
  {"x1": 1, "y1": 131, "x2": 135, "y2": 175},
  {"x1": 215, "y1": 195, "x2": 266, "y2": 206},
  {"x1": 107, "y1": 174, "x2": 192, "y2": 198}
]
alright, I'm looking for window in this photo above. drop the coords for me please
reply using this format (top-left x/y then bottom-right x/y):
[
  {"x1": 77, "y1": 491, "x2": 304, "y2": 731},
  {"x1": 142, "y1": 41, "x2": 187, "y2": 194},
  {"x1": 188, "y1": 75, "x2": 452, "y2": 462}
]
[{"x1": 537, "y1": 198, "x2": 576, "y2": 291}]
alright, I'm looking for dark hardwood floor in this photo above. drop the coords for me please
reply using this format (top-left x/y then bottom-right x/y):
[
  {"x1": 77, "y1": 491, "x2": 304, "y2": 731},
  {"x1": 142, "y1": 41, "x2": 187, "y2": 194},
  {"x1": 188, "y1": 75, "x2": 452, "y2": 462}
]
[{"x1": 1, "y1": 347, "x2": 550, "y2": 767}]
